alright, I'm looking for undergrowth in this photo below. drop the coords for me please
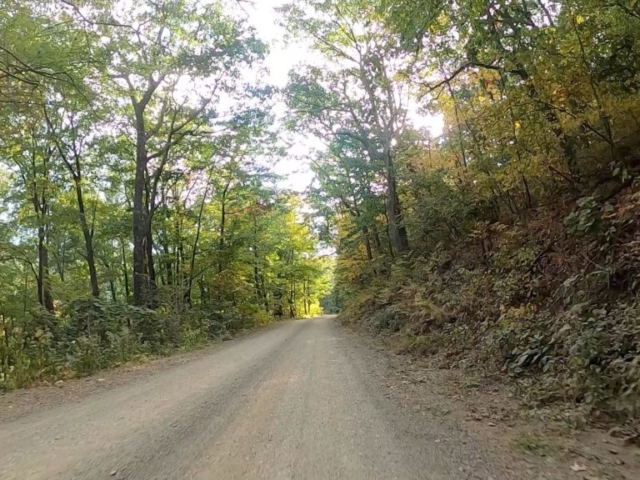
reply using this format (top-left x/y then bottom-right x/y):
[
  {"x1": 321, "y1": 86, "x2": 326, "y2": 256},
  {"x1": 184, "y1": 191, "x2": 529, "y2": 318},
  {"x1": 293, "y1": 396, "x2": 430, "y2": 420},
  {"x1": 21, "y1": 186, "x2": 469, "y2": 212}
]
[
  {"x1": 0, "y1": 299, "x2": 274, "y2": 390},
  {"x1": 341, "y1": 182, "x2": 640, "y2": 423}
]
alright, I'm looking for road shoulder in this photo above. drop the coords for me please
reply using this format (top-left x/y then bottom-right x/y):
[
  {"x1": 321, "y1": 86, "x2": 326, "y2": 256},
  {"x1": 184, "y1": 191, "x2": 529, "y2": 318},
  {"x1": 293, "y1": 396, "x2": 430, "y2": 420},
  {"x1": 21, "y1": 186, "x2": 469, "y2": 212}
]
[{"x1": 339, "y1": 322, "x2": 640, "y2": 480}]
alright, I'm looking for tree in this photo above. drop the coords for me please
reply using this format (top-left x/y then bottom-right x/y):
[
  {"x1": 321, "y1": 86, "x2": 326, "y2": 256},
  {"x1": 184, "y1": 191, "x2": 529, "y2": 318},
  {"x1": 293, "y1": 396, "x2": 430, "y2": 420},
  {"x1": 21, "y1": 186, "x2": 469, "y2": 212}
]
[
  {"x1": 0, "y1": 0, "x2": 333, "y2": 390},
  {"x1": 293, "y1": 0, "x2": 640, "y2": 418},
  {"x1": 283, "y1": 0, "x2": 413, "y2": 255},
  {"x1": 86, "y1": 0, "x2": 267, "y2": 305}
]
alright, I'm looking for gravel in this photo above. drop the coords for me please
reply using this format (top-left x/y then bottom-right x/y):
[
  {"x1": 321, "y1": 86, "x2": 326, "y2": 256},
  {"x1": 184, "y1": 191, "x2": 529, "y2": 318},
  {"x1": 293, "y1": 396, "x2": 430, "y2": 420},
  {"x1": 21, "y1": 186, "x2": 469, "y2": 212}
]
[{"x1": 0, "y1": 317, "x2": 570, "y2": 480}]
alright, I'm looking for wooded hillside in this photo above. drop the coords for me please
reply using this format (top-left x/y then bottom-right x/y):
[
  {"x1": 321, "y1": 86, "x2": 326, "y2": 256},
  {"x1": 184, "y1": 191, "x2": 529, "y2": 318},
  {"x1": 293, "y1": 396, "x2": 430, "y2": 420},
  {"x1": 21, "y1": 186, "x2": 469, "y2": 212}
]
[{"x1": 285, "y1": 0, "x2": 640, "y2": 421}]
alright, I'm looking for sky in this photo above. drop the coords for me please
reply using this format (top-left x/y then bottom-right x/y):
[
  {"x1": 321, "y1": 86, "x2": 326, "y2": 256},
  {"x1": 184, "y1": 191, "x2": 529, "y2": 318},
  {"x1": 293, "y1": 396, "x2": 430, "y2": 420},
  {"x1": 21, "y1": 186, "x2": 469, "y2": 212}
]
[
  {"x1": 241, "y1": 0, "x2": 444, "y2": 193},
  {"x1": 245, "y1": 1, "x2": 308, "y2": 87},
  {"x1": 242, "y1": 0, "x2": 319, "y2": 193}
]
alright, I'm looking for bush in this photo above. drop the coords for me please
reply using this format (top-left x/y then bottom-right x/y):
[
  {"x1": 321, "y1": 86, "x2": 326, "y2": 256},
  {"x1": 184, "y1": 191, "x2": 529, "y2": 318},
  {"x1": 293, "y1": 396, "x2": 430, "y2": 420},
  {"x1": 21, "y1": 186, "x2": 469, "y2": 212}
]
[
  {"x1": 486, "y1": 302, "x2": 640, "y2": 417},
  {"x1": 341, "y1": 192, "x2": 640, "y2": 421},
  {"x1": 366, "y1": 305, "x2": 403, "y2": 333},
  {"x1": 0, "y1": 315, "x2": 58, "y2": 389},
  {"x1": 1, "y1": 297, "x2": 275, "y2": 391}
]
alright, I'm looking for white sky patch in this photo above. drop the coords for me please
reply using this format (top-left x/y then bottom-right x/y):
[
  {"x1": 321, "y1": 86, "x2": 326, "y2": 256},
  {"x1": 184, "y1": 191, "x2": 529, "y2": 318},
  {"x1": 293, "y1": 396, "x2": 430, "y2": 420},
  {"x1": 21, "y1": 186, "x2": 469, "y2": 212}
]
[
  {"x1": 246, "y1": 1, "x2": 311, "y2": 88},
  {"x1": 238, "y1": 0, "x2": 315, "y2": 192},
  {"x1": 408, "y1": 103, "x2": 445, "y2": 138}
]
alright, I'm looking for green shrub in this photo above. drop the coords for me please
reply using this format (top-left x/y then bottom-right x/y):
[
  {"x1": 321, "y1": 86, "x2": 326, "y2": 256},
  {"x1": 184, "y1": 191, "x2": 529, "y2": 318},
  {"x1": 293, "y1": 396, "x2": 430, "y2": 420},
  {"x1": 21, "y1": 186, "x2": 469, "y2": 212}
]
[
  {"x1": 66, "y1": 335, "x2": 106, "y2": 375},
  {"x1": 366, "y1": 305, "x2": 403, "y2": 333},
  {"x1": 484, "y1": 303, "x2": 640, "y2": 417}
]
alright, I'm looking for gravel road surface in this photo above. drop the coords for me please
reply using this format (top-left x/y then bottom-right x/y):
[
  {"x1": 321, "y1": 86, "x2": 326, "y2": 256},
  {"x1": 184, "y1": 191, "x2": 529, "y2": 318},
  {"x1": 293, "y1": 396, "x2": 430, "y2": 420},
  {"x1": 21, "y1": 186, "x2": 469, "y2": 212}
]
[{"x1": 0, "y1": 317, "x2": 558, "y2": 479}]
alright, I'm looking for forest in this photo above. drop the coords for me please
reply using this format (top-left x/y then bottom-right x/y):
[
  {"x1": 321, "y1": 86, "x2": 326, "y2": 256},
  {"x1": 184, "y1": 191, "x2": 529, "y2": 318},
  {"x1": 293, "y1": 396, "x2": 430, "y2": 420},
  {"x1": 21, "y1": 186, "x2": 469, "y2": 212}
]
[
  {"x1": 0, "y1": 0, "x2": 331, "y2": 389},
  {"x1": 282, "y1": 0, "x2": 640, "y2": 421},
  {"x1": 2, "y1": 0, "x2": 640, "y2": 424}
]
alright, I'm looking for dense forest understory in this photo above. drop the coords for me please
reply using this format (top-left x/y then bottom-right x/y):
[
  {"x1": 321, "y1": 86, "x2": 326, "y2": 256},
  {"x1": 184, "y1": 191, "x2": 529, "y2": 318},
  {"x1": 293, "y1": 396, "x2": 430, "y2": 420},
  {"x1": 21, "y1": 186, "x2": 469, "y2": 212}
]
[
  {"x1": 2, "y1": 0, "x2": 640, "y2": 430},
  {"x1": 282, "y1": 0, "x2": 640, "y2": 424}
]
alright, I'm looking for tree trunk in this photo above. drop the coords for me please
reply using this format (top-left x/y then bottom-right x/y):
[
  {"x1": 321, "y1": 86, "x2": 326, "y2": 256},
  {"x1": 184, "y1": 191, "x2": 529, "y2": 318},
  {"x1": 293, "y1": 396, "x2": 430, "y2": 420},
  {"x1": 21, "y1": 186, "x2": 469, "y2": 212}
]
[
  {"x1": 73, "y1": 177, "x2": 100, "y2": 297},
  {"x1": 179, "y1": 237, "x2": 186, "y2": 292},
  {"x1": 184, "y1": 184, "x2": 209, "y2": 305},
  {"x1": 44, "y1": 106, "x2": 100, "y2": 298},
  {"x1": 289, "y1": 282, "x2": 296, "y2": 318},
  {"x1": 121, "y1": 239, "x2": 130, "y2": 301},
  {"x1": 252, "y1": 217, "x2": 269, "y2": 312},
  {"x1": 385, "y1": 152, "x2": 410, "y2": 254},
  {"x1": 145, "y1": 225, "x2": 157, "y2": 305},
  {"x1": 218, "y1": 181, "x2": 230, "y2": 274},
  {"x1": 37, "y1": 225, "x2": 54, "y2": 312},
  {"x1": 384, "y1": 214, "x2": 395, "y2": 259},
  {"x1": 253, "y1": 247, "x2": 269, "y2": 312},
  {"x1": 260, "y1": 274, "x2": 269, "y2": 312},
  {"x1": 109, "y1": 280, "x2": 117, "y2": 302},
  {"x1": 372, "y1": 227, "x2": 383, "y2": 254},
  {"x1": 31, "y1": 147, "x2": 55, "y2": 312},
  {"x1": 54, "y1": 244, "x2": 65, "y2": 282},
  {"x1": 127, "y1": 75, "x2": 163, "y2": 306},
  {"x1": 133, "y1": 109, "x2": 148, "y2": 306},
  {"x1": 198, "y1": 278, "x2": 206, "y2": 305},
  {"x1": 362, "y1": 225, "x2": 374, "y2": 261},
  {"x1": 443, "y1": 76, "x2": 468, "y2": 168}
]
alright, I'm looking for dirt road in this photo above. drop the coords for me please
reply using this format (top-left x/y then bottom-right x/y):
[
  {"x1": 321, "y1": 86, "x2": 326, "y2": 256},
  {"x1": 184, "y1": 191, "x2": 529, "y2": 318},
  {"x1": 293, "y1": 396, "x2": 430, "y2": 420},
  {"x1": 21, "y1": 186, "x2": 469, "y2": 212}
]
[{"x1": 0, "y1": 317, "x2": 559, "y2": 480}]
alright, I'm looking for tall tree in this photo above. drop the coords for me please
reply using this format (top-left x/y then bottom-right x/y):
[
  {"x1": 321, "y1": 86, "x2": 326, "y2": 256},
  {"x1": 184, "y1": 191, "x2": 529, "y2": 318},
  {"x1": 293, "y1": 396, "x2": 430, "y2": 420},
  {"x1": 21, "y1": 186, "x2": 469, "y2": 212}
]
[
  {"x1": 81, "y1": 0, "x2": 267, "y2": 305},
  {"x1": 283, "y1": 0, "x2": 413, "y2": 255}
]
